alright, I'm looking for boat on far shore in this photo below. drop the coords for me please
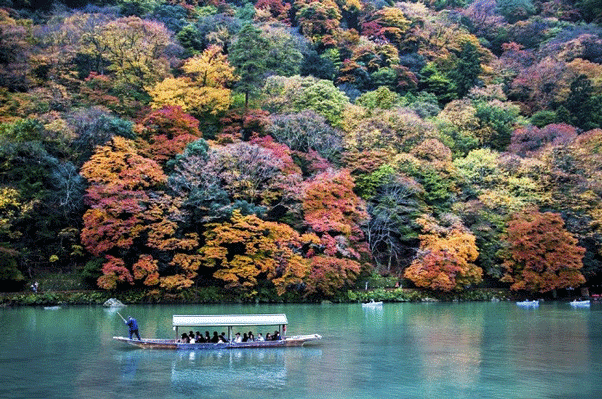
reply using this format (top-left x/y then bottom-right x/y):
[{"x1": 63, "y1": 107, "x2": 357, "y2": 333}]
[
  {"x1": 362, "y1": 300, "x2": 383, "y2": 308},
  {"x1": 516, "y1": 300, "x2": 539, "y2": 307},
  {"x1": 114, "y1": 313, "x2": 321, "y2": 350},
  {"x1": 569, "y1": 299, "x2": 590, "y2": 307}
]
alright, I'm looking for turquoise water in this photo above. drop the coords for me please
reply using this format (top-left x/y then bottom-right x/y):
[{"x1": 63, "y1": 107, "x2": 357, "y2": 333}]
[{"x1": 1, "y1": 302, "x2": 600, "y2": 398}]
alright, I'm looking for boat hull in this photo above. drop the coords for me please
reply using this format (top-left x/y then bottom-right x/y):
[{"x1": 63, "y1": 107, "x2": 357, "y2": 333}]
[
  {"x1": 516, "y1": 300, "x2": 539, "y2": 307},
  {"x1": 113, "y1": 334, "x2": 322, "y2": 350}
]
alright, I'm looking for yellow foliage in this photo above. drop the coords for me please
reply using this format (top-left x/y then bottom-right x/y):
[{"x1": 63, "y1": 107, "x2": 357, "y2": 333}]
[
  {"x1": 159, "y1": 274, "x2": 194, "y2": 290},
  {"x1": 201, "y1": 211, "x2": 312, "y2": 295},
  {"x1": 181, "y1": 46, "x2": 237, "y2": 87},
  {"x1": 404, "y1": 217, "x2": 482, "y2": 291},
  {"x1": 149, "y1": 46, "x2": 237, "y2": 116}
]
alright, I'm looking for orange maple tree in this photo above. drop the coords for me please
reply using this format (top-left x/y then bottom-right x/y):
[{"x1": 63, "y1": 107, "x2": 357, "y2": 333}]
[
  {"x1": 500, "y1": 208, "x2": 585, "y2": 293},
  {"x1": 80, "y1": 137, "x2": 201, "y2": 290},
  {"x1": 404, "y1": 216, "x2": 482, "y2": 291},
  {"x1": 200, "y1": 210, "x2": 319, "y2": 295}
]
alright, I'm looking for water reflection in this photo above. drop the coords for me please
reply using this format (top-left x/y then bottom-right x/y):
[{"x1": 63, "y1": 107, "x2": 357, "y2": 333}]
[
  {"x1": 405, "y1": 303, "x2": 485, "y2": 397},
  {"x1": 111, "y1": 347, "x2": 323, "y2": 394}
]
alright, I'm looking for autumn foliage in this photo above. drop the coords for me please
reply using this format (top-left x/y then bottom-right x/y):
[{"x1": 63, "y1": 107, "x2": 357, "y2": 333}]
[
  {"x1": 404, "y1": 217, "x2": 482, "y2": 291},
  {"x1": 200, "y1": 211, "x2": 318, "y2": 295},
  {"x1": 500, "y1": 209, "x2": 585, "y2": 293},
  {"x1": 3, "y1": 0, "x2": 602, "y2": 299}
]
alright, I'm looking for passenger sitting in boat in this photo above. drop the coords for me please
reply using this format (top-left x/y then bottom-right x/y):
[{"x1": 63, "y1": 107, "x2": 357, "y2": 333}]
[
  {"x1": 195, "y1": 331, "x2": 204, "y2": 343},
  {"x1": 273, "y1": 331, "x2": 281, "y2": 340},
  {"x1": 205, "y1": 331, "x2": 210, "y2": 342},
  {"x1": 248, "y1": 331, "x2": 255, "y2": 341},
  {"x1": 242, "y1": 333, "x2": 249, "y2": 342},
  {"x1": 256, "y1": 333, "x2": 265, "y2": 342},
  {"x1": 211, "y1": 331, "x2": 219, "y2": 343},
  {"x1": 219, "y1": 332, "x2": 227, "y2": 343},
  {"x1": 188, "y1": 331, "x2": 196, "y2": 343},
  {"x1": 181, "y1": 333, "x2": 190, "y2": 343},
  {"x1": 234, "y1": 332, "x2": 242, "y2": 343},
  {"x1": 265, "y1": 333, "x2": 272, "y2": 341}
]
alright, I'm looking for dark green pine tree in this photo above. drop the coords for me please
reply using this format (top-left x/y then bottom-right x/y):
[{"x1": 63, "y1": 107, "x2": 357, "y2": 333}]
[
  {"x1": 419, "y1": 63, "x2": 457, "y2": 105},
  {"x1": 565, "y1": 74, "x2": 599, "y2": 130},
  {"x1": 228, "y1": 24, "x2": 270, "y2": 108},
  {"x1": 449, "y1": 41, "x2": 482, "y2": 99}
]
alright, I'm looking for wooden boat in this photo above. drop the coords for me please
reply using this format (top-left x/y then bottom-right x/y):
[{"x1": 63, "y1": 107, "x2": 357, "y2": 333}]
[
  {"x1": 113, "y1": 313, "x2": 321, "y2": 350},
  {"x1": 516, "y1": 300, "x2": 539, "y2": 307},
  {"x1": 569, "y1": 299, "x2": 590, "y2": 307},
  {"x1": 361, "y1": 300, "x2": 383, "y2": 307}
]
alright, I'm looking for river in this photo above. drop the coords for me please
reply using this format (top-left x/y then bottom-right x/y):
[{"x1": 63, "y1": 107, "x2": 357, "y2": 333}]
[{"x1": 0, "y1": 301, "x2": 600, "y2": 398}]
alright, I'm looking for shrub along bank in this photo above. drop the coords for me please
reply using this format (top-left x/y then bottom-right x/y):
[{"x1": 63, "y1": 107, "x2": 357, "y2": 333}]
[{"x1": 0, "y1": 287, "x2": 513, "y2": 307}]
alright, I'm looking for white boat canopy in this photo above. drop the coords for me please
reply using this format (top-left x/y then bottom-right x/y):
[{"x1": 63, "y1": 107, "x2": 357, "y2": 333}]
[{"x1": 172, "y1": 314, "x2": 288, "y2": 328}]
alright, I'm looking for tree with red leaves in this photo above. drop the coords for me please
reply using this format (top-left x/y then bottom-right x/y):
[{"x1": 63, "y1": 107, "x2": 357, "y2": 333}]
[
  {"x1": 137, "y1": 106, "x2": 202, "y2": 164},
  {"x1": 500, "y1": 208, "x2": 585, "y2": 293}
]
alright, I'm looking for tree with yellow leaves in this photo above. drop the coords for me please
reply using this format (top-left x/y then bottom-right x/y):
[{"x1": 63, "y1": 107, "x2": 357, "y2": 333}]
[
  {"x1": 200, "y1": 210, "x2": 319, "y2": 296},
  {"x1": 148, "y1": 45, "x2": 237, "y2": 117},
  {"x1": 404, "y1": 215, "x2": 482, "y2": 291}
]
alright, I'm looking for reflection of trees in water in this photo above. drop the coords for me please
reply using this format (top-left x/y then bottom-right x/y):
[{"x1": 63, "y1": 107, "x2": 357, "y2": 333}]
[
  {"x1": 406, "y1": 303, "x2": 485, "y2": 396},
  {"x1": 506, "y1": 306, "x2": 592, "y2": 395}
]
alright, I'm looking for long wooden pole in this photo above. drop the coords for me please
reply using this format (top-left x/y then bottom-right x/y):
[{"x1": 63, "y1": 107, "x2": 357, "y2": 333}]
[{"x1": 117, "y1": 312, "x2": 127, "y2": 323}]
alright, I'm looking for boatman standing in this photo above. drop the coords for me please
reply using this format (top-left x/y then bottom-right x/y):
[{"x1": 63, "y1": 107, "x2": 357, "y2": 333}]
[{"x1": 125, "y1": 316, "x2": 141, "y2": 340}]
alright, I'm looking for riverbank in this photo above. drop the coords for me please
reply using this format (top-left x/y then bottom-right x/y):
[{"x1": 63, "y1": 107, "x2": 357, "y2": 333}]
[{"x1": 0, "y1": 286, "x2": 517, "y2": 307}]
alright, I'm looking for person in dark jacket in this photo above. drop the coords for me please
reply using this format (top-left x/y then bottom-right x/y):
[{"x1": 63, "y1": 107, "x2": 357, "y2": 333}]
[{"x1": 126, "y1": 316, "x2": 141, "y2": 340}]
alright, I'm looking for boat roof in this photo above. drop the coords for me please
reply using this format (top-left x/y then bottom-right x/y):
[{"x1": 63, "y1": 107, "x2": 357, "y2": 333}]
[{"x1": 172, "y1": 314, "x2": 288, "y2": 328}]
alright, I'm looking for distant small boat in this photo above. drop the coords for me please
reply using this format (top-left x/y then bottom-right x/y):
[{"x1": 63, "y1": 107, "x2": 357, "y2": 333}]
[
  {"x1": 103, "y1": 298, "x2": 126, "y2": 308},
  {"x1": 43, "y1": 306, "x2": 61, "y2": 310},
  {"x1": 569, "y1": 299, "x2": 590, "y2": 307},
  {"x1": 362, "y1": 300, "x2": 383, "y2": 307},
  {"x1": 516, "y1": 300, "x2": 539, "y2": 307}
]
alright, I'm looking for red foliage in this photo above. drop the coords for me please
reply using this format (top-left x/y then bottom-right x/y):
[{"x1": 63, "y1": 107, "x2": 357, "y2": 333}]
[
  {"x1": 137, "y1": 106, "x2": 202, "y2": 163},
  {"x1": 501, "y1": 209, "x2": 585, "y2": 293},
  {"x1": 304, "y1": 255, "x2": 361, "y2": 297},
  {"x1": 132, "y1": 254, "x2": 160, "y2": 286},
  {"x1": 509, "y1": 123, "x2": 578, "y2": 156},
  {"x1": 218, "y1": 109, "x2": 270, "y2": 143},
  {"x1": 303, "y1": 169, "x2": 368, "y2": 241},
  {"x1": 98, "y1": 256, "x2": 134, "y2": 289},
  {"x1": 250, "y1": 135, "x2": 302, "y2": 176},
  {"x1": 255, "y1": 0, "x2": 292, "y2": 23}
]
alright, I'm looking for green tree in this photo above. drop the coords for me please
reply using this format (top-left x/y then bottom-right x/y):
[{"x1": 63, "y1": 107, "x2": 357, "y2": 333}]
[
  {"x1": 229, "y1": 23, "x2": 269, "y2": 108},
  {"x1": 564, "y1": 74, "x2": 600, "y2": 130},
  {"x1": 449, "y1": 41, "x2": 482, "y2": 99},
  {"x1": 419, "y1": 63, "x2": 457, "y2": 105}
]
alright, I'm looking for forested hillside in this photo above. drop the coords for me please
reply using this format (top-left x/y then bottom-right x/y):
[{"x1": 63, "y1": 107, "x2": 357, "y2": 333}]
[{"x1": 1, "y1": 0, "x2": 601, "y2": 298}]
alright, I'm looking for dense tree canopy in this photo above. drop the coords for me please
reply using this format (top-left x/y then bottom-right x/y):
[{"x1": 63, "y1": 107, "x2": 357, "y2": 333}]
[{"x1": 1, "y1": 0, "x2": 602, "y2": 299}]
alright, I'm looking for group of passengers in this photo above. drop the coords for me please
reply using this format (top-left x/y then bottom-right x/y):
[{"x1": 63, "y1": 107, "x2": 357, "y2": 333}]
[{"x1": 178, "y1": 329, "x2": 281, "y2": 343}]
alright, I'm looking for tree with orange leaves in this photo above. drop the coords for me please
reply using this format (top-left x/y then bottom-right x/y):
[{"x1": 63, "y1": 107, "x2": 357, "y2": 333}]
[
  {"x1": 404, "y1": 216, "x2": 482, "y2": 291},
  {"x1": 301, "y1": 169, "x2": 369, "y2": 294},
  {"x1": 200, "y1": 210, "x2": 318, "y2": 295},
  {"x1": 500, "y1": 209, "x2": 585, "y2": 293},
  {"x1": 80, "y1": 136, "x2": 202, "y2": 290}
]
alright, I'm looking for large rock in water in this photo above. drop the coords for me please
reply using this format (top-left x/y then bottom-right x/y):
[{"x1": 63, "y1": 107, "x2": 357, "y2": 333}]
[{"x1": 103, "y1": 298, "x2": 125, "y2": 307}]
